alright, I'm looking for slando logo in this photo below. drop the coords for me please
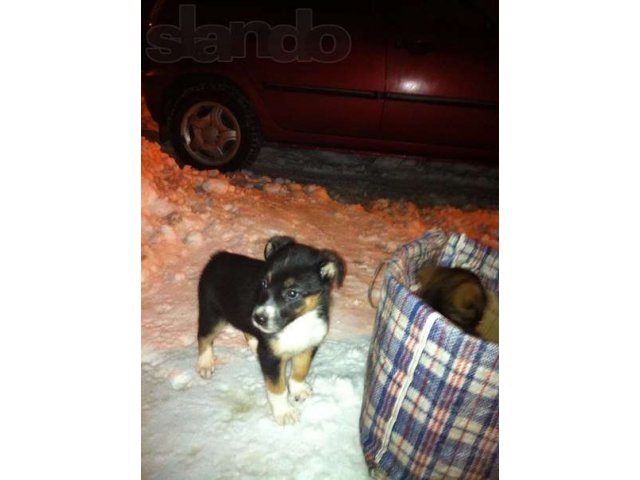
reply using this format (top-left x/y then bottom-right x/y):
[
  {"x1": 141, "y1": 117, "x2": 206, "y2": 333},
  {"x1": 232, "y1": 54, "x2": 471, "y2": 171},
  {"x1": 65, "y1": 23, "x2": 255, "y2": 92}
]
[{"x1": 146, "y1": 6, "x2": 352, "y2": 64}]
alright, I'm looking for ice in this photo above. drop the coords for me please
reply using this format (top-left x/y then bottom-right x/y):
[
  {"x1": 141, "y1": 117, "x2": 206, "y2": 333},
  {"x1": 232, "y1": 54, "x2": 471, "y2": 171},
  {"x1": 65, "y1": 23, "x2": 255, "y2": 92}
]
[
  {"x1": 201, "y1": 177, "x2": 230, "y2": 194},
  {"x1": 169, "y1": 371, "x2": 193, "y2": 390},
  {"x1": 183, "y1": 231, "x2": 203, "y2": 245},
  {"x1": 149, "y1": 197, "x2": 175, "y2": 217},
  {"x1": 159, "y1": 225, "x2": 176, "y2": 240},
  {"x1": 263, "y1": 182, "x2": 285, "y2": 194}
]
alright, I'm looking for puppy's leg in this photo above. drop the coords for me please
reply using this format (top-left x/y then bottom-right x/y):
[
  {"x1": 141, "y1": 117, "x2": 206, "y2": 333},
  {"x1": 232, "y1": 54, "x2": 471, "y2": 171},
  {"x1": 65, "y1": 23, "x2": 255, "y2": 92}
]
[
  {"x1": 289, "y1": 348, "x2": 316, "y2": 402},
  {"x1": 243, "y1": 333, "x2": 258, "y2": 355},
  {"x1": 196, "y1": 302, "x2": 226, "y2": 379},
  {"x1": 258, "y1": 347, "x2": 299, "y2": 426}
]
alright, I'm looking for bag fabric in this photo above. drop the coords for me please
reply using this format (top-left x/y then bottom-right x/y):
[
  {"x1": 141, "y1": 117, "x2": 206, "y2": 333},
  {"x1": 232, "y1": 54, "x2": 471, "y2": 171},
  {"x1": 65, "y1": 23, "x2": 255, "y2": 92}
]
[{"x1": 360, "y1": 230, "x2": 499, "y2": 479}]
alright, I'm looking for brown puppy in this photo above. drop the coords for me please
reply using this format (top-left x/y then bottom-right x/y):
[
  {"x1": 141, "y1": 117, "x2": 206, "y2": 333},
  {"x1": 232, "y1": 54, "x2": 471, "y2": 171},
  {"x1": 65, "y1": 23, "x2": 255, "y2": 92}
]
[{"x1": 416, "y1": 266, "x2": 487, "y2": 336}]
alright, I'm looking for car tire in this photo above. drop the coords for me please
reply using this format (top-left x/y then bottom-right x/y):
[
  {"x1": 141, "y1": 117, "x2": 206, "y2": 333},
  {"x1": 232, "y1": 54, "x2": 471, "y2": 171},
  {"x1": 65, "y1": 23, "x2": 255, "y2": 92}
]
[{"x1": 167, "y1": 82, "x2": 262, "y2": 171}]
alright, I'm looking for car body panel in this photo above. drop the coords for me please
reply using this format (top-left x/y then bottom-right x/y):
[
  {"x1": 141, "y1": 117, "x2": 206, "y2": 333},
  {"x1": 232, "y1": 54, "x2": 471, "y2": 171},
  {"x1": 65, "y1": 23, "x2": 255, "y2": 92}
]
[
  {"x1": 380, "y1": 0, "x2": 498, "y2": 150},
  {"x1": 142, "y1": 0, "x2": 498, "y2": 163},
  {"x1": 251, "y1": 16, "x2": 386, "y2": 138}
]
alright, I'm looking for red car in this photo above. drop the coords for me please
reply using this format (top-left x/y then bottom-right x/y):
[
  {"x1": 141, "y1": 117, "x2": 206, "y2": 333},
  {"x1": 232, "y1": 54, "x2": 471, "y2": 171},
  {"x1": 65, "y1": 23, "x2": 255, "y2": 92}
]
[{"x1": 142, "y1": 0, "x2": 497, "y2": 171}]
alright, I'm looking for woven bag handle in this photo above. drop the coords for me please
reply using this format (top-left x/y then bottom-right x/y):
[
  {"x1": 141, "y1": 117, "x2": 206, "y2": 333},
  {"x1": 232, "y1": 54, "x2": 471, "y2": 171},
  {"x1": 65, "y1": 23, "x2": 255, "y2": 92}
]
[{"x1": 368, "y1": 260, "x2": 390, "y2": 309}]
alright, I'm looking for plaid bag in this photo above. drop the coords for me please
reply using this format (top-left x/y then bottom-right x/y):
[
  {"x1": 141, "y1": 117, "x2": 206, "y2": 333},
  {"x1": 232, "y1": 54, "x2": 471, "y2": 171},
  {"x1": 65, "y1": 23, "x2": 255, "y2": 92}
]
[{"x1": 360, "y1": 230, "x2": 499, "y2": 480}]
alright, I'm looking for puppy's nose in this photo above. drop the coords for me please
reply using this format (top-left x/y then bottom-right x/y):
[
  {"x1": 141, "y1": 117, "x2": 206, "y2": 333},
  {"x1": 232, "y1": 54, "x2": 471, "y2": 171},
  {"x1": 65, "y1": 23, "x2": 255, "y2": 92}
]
[{"x1": 253, "y1": 312, "x2": 268, "y2": 326}]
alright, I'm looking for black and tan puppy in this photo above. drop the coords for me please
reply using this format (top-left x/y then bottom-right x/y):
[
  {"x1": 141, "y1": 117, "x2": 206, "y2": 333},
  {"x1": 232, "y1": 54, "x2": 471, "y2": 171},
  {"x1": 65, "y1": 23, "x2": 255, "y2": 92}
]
[
  {"x1": 196, "y1": 236, "x2": 345, "y2": 425},
  {"x1": 416, "y1": 265, "x2": 487, "y2": 336}
]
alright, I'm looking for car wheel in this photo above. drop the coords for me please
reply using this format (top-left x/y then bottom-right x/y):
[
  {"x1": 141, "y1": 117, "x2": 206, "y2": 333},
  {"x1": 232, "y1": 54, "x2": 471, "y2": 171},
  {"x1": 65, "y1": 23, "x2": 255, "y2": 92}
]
[{"x1": 168, "y1": 83, "x2": 262, "y2": 171}]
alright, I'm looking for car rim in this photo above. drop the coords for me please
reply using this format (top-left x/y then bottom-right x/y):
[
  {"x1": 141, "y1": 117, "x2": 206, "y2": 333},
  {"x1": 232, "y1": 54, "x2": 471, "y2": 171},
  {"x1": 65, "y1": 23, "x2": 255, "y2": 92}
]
[{"x1": 180, "y1": 101, "x2": 241, "y2": 167}]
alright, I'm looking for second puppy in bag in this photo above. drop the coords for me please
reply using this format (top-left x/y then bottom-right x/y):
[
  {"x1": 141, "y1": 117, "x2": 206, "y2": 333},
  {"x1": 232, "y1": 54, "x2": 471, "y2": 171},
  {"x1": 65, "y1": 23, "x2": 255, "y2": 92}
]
[{"x1": 416, "y1": 265, "x2": 488, "y2": 336}]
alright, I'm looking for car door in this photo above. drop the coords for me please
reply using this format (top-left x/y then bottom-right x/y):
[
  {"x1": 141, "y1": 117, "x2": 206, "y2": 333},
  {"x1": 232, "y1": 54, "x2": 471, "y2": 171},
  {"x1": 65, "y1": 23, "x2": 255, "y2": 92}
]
[
  {"x1": 251, "y1": 1, "x2": 386, "y2": 138},
  {"x1": 380, "y1": 0, "x2": 498, "y2": 152}
]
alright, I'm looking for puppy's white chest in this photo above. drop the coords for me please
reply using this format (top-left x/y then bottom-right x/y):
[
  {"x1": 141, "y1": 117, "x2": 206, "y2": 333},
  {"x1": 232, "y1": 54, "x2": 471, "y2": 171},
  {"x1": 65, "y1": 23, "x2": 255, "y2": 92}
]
[{"x1": 271, "y1": 310, "x2": 328, "y2": 356}]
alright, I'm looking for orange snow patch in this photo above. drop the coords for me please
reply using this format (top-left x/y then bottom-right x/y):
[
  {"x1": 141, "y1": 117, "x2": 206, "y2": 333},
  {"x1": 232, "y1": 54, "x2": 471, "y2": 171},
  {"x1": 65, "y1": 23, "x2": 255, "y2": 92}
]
[
  {"x1": 422, "y1": 207, "x2": 499, "y2": 250},
  {"x1": 141, "y1": 139, "x2": 207, "y2": 195},
  {"x1": 368, "y1": 200, "x2": 497, "y2": 249}
]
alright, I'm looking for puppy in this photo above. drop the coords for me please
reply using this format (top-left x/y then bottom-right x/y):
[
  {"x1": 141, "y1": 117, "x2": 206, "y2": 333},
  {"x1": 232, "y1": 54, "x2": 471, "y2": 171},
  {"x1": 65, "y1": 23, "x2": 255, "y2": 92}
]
[
  {"x1": 416, "y1": 265, "x2": 487, "y2": 336},
  {"x1": 196, "y1": 236, "x2": 345, "y2": 425}
]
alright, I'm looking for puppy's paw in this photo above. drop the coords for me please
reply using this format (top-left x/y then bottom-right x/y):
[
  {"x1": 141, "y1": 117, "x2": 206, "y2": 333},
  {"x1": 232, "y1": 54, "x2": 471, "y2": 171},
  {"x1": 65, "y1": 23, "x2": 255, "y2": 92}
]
[
  {"x1": 268, "y1": 390, "x2": 300, "y2": 426},
  {"x1": 196, "y1": 351, "x2": 215, "y2": 379},
  {"x1": 273, "y1": 404, "x2": 300, "y2": 426},
  {"x1": 288, "y1": 379, "x2": 312, "y2": 402}
]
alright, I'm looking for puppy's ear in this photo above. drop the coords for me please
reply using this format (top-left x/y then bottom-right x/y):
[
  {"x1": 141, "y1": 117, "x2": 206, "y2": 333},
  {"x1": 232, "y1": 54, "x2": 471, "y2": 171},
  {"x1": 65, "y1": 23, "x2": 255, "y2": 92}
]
[
  {"x1": 264, "y1": 236, "x2": 295, "y2": 260},
  {"x1": 319, "y1": 250, "x2": 345, "y2": 287}
]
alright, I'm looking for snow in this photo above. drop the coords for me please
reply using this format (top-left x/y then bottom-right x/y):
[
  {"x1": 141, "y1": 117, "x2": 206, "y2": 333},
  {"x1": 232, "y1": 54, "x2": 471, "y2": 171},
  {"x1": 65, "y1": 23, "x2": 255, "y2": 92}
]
[
  {"x1": 143, "y1": 338, "x2": 370, "y2": 479},
  {"x1": 141, "y1": 99, "x2": 498, "y2": 479}
]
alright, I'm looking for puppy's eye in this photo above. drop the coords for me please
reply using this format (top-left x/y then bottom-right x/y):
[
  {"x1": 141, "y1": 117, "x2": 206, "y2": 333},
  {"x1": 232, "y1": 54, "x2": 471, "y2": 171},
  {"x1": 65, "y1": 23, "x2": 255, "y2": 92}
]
[
  {"x1": 260, "y1": 279, "x2": 268, "y2": 289},
  {"x1": 284, "y1": 289, "x2": 299, "y2": 299}
]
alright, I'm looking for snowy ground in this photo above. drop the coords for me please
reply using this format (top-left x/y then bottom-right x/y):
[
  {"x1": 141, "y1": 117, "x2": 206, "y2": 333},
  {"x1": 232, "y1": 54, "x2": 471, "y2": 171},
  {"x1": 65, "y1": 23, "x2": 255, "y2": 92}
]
[{"x1": 141, "y1": 99, "x2": 498, "y2": 479}]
